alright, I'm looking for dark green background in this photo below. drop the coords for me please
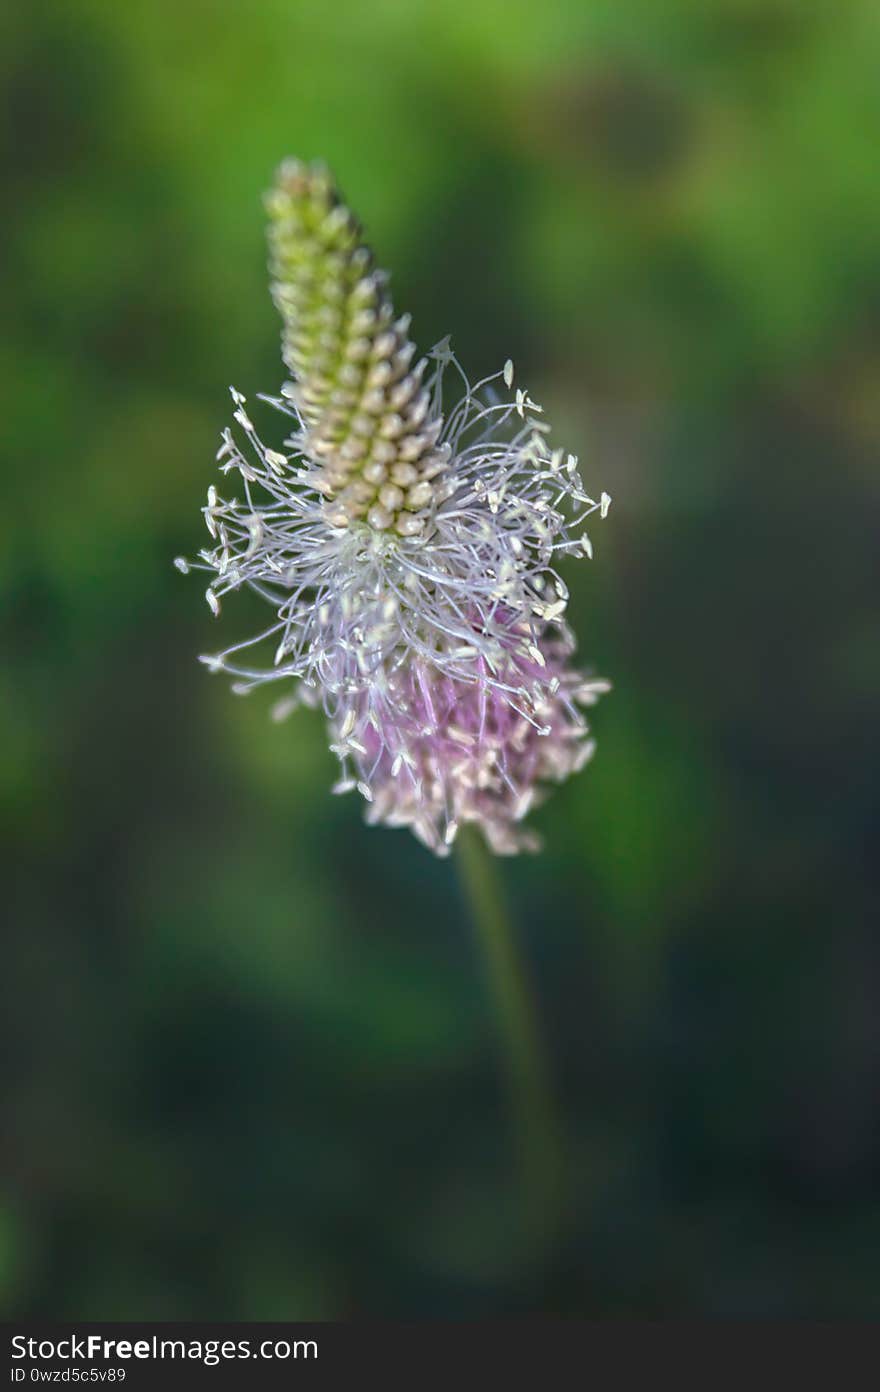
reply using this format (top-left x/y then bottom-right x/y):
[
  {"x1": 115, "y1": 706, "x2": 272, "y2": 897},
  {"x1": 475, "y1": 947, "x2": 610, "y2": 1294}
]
[{"x1": 3, "y1": 0, "x2": 878, "y2": 1317}]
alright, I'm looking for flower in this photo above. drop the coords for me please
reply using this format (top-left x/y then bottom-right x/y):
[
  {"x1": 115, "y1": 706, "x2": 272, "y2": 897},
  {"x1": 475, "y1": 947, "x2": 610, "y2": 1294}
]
[
  {"x1": 178, "y1": 160, "x2": 611, "y2": 855},
  {"x1": 332, "y1": 635, "x2": 609, "y2": 855}
]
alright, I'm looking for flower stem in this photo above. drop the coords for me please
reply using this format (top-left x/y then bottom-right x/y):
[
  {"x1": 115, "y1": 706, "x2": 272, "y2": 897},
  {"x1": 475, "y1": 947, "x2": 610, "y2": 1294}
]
[{"x1": 455, "y1": 827, "x2": 563, "y2": 1251}]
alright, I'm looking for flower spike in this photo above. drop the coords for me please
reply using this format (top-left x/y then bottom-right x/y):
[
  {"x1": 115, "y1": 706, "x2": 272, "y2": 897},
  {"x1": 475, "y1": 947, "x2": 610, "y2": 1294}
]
[{"x1": 180, "y1": 161, "x2": 611, "y2": 855}]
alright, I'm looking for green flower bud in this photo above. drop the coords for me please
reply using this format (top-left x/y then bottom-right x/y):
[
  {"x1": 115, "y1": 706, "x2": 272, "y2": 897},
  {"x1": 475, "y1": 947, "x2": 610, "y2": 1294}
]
[{"x1": 265, "y1": 160, "x2": 448, "y2": 534}]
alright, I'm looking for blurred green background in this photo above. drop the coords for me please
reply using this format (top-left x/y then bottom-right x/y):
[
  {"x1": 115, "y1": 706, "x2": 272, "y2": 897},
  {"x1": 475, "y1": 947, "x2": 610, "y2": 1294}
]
[{"x1": 3, "y1": 0, "x2": 879, "y2": 1318}]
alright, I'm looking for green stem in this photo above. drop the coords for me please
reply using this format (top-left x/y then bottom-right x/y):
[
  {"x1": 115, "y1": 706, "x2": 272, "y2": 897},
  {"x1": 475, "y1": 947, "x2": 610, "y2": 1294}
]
[{"x1": 455, "y1": 827, "x2": 563, "y2": 1249}]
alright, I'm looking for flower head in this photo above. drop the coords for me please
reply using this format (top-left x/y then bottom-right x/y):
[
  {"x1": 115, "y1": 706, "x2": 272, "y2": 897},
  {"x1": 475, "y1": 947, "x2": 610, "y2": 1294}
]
[{"x1": 179, "y1": 160, "x2": 611, "y2": 855}]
